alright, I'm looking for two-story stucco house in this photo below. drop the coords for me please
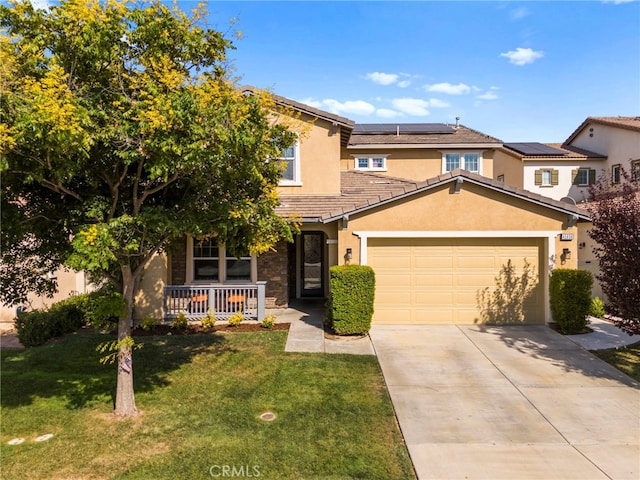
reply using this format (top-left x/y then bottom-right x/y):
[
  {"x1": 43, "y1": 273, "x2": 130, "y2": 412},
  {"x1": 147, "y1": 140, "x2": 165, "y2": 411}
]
[
  {"x1": 151, "y1": 90, "x2": 591, "y2": 326},
  {"x1": 493, "y1": 143, "x2": 606, "y2": 203}
]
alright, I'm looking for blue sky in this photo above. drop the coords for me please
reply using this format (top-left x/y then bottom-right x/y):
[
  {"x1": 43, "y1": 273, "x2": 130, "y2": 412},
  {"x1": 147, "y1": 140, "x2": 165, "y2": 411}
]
[{"x1": 196, "y1": 0, "x2": 640, "y2": 142}]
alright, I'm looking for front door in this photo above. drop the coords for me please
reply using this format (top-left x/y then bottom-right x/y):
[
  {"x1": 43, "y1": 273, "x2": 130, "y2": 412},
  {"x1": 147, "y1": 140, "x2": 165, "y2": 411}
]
[{"x1": 301, "y1": 231, "x2": 325, "y2": 297}]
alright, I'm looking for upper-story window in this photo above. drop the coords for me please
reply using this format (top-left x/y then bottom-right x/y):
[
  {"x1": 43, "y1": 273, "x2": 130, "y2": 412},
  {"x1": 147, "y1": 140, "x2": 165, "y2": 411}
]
[
  {"x1": 355, "y1": 156, "x2": 387, "y2": 171},
  {"x1": 278, "y1": 142, "x2": 301, "y2": 185},
  {"x1": 534, "y1": 168, "x2": 558, "y2": 187},
  {"x1": 632, "y1": 160, "x2": 640, "y2": 181},
  {"x1": 191, "y1": 238, "x2": 255, "y2": 283},
  {"x1": 573, "y1": 168, "x2": 595, "y2": 186},
  {"x1": 612, "y1": 164, "x2": 621, "y2": 184},
  {"x1": 442, "y1": 152, "x2": 481, "y2": 173}
]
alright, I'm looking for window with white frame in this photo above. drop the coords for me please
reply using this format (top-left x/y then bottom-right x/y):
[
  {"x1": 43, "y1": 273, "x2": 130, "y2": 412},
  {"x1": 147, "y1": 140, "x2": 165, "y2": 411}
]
[
  {"x1": 573, "y1": 167, "x2": 595, "y2": 186},
  {"x1": 191, "y1": 238, "x2": 254, "y2": 283},
  {"x1": 534, "y1": 168, "x2": 558, "y2": 187},
  {"x1": 612, "y1": 164, "x2": 621, "y2": 184},
  {"x1": 442, "y1": 152, "x2": 481, "y2": 173},
  {"x1": 278, "y1": 142, "x2": 301, "y2": 185},
  {"x1": 354, "y1": 156, "x2": 387, "y2": 171}
]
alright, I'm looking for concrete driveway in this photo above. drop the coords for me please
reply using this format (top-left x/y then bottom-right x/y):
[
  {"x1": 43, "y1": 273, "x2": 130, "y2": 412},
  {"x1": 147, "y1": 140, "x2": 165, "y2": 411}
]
[{"x1": 370, "y1": 325, "x2": 640, "y2": 480}]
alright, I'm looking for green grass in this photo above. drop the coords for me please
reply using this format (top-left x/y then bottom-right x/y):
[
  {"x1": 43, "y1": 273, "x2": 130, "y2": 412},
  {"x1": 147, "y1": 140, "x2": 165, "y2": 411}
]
[
  {"x1": 591, "y1": 341, "x2": 640, "y2": 382},
  {"x1": 1, "y1": 330, "x2": 415, "y2": 480}
]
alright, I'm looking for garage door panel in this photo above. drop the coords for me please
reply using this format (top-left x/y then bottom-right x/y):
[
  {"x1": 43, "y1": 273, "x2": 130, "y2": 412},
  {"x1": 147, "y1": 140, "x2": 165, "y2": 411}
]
[
  {"x1": 414, "y1": 255, "x2": 454, "y2": 269},
  {"x1": 415, "y1": 274, "x2": 453, "y2": 287},
  {"x1": 369, "y1": 238, "x2": 543, "y2": 325}
]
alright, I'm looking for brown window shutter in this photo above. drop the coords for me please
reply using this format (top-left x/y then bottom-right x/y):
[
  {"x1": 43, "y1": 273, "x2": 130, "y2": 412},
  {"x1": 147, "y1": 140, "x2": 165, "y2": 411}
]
[
  {"x1": 589, "y1": 169, "x2": 596, "y2": 185},
  {"x1": 551, "y1": 169, "x2": 559, "y2": 185},
  {"x1": 571, "y1": 169, "x2": 579, "y2": 185},
  {"x1": 534, "y1": 169, "x2": 542, "y2": 185}
]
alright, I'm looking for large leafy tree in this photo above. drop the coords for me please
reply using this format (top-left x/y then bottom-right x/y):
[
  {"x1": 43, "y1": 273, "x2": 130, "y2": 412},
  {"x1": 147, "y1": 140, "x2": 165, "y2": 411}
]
[
  {"x1": 587, "y1": 163, "x2": 640, "y2": 335},
  {"x1": 1, "y1": 0, "x2": 297, "y2": 416}
]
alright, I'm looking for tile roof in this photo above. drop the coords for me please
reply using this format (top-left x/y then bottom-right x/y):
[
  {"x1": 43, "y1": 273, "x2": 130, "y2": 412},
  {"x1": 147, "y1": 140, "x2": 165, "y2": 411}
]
[
  {"x1": 276, "y1": 170, "x2": 592, "y2": 223},
  {"x1": 565, "y1": 116, "x2": 640, "y2": 145},
  {"x1": 499, "y1": 143, "x2": 606, "y2": 161},
  {"x1": 348, "y1": 124, "x2": 502, "y2": 147}
]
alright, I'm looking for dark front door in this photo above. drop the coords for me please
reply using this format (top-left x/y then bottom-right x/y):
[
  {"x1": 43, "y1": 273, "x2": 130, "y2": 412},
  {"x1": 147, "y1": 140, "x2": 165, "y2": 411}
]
[{"x1": 301, "y1": 231, "x2": 325, "y2": 297}]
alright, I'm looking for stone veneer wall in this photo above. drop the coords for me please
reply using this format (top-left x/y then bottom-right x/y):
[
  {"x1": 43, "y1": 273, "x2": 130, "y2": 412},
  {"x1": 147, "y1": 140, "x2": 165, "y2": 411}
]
[{"x1": 257, "y1": 239, "x2": 290, "y2": 308}]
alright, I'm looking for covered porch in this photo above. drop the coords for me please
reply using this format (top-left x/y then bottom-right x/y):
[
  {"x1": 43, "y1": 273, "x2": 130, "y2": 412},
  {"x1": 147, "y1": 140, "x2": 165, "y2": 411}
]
[{"x1": 163, "y1": 282, "x2": 267, "y2": 321}]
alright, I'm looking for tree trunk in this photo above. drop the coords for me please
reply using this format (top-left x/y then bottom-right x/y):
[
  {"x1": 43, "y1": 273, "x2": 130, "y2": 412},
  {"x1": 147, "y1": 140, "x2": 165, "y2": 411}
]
[{"x1": 114, "y1": 266, "x2": 138, "y2": 417}]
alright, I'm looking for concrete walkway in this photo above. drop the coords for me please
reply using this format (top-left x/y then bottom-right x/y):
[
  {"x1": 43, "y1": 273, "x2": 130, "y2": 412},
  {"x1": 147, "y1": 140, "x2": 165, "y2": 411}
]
[
  {"x1": 279, "y1": 301, "x2": 375, "y2": 355},
  {"x1": 370, "y1": 324, "x2": 640, "y2": 480}
]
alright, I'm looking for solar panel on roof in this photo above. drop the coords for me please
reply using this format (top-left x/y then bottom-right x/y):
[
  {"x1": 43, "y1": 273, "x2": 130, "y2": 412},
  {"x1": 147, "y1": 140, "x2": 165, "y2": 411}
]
[
  {"x1": 353, "y1": 123, "x2": 455, "y2": 135},
  {"x1": 505, "y1": 142, "x2": 567, "y2": 156}
]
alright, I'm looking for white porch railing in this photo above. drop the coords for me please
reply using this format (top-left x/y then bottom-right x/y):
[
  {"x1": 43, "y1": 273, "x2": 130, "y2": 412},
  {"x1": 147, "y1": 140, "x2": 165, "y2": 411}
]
[{"x1": 163, "y1": 282, "x2": 266, "y2": 321}]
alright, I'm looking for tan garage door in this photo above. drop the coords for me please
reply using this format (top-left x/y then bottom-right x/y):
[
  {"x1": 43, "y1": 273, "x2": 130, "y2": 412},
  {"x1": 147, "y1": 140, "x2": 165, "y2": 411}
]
[{"x1": 368, "y1": 238, "x2": 543, "y2": 325}]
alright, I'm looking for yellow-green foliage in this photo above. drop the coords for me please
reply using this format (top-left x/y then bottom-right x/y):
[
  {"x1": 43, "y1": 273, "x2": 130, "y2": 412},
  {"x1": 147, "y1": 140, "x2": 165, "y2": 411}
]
[
  {"x1": 201, "y1": 309, "x2": 216, "y2": 328},
  {"x1": 261, "y1": 314, "x2": 276, "y2": 329},
  {"x1": 139, "y1": 315, "x2": 159, "y2": 331},
  {"x1": 172, "y1": 312, "x2": 188, "y2": 330},
  {"x1": 228, "y1": 310, "x2": 243, "y2": 327}
]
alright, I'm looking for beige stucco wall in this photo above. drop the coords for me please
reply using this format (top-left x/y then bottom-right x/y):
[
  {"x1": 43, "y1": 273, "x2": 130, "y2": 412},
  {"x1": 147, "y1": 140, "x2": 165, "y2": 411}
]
[
  {"x1": 337, "y1": 182, "x2": 579, "y2": 270},
  {"x1": 577, "y1": 222, "x2": 604, "y2": 300},
  {"x1": 0, "y1": 268, "x2": 91, "y2": 323},
  {"x1": 341, "y1": 148, "x2": 495, "y2": 181},
  {"x1": 493, "y1": 150, "x2": 524, "y2": 187},
  {"x1": 277, "y1": 113, "x2": 343, "y2": 196},
  {"x1": 134, "y1": 252, "x2": 168, "y2": 320},
  {"x1": 523, "y1": 160, "x2": 606, "y2": 202},
  {"x1": 570, "y1": 123, "x2": 640, "y2": 172}
]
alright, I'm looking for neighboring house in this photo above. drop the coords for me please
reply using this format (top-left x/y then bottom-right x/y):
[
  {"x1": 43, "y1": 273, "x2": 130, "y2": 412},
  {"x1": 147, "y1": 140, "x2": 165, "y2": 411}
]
[
  {"x1": 493, "y1": 142, "x2": 606, "y2": 202},
  {"x1": 564, "y1": 116, "x2": 640, "y2": 182},
  {"x1": 564, "y1": 117, "x2": 640, "y2": 301},
  {"x1": 150, "y1": 90, "x2": 591, "y2": 326},
  {"x1": 0, "y1": 268, "x2": 91, "y2": 323}
]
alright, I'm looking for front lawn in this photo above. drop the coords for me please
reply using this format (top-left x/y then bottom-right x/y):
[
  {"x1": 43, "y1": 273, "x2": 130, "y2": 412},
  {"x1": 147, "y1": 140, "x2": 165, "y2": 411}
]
[
  {"x1": 591, "y1": 341, "x2": 640, "y2": 382},
  {"x1": 1, "y1": 330, "x2": 415, "y2": 479}
]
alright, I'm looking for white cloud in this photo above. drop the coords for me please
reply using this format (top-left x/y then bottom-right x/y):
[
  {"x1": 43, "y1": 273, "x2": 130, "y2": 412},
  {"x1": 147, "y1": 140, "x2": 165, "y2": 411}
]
[
  {"x1": 391, "y1": 98, "x2": 430, "y2": 116},
  {"x1": 376, "y1": 109, "x2": 402, "y2": 119},
  {"x1": 425, "y1": 82, "x2": 472, "y2": 95},
  {"x1": 427, "y1": 98, "x2": 450, "y2": 108},
  {"x1": 365, "y1": 72, "x2": 399, "y2": 86},
  {"x1": 317, "y1": 98, "x2": 377, "y2": 116},
  {"x1": 500, "y1": 47, "x2": 544, "y2": 66},
  {"x1": 397, "y1": 80, "x2": 411, "y2": 88},
  {"x1": 602, "y1": 0, "x2": 637, "y2": 4},
  {"x1": 476, "y1": 91, "x2": 499, "y2": 101}
]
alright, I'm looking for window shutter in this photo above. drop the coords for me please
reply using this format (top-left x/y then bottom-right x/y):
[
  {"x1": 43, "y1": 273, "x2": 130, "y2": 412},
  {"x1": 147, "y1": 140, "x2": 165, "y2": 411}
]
[
  {"x1": 571, "y1": 169, "x2": 579, "y2": 185},
  {"x1": 534, "y1": 169, "x2": 542, "y2": 185},
  {"x1": 589, "y1": 169, "x2": 596, "y2": 185},
  {"x1": 551, "y1": 169, "x2": 559, "y2": 185}
]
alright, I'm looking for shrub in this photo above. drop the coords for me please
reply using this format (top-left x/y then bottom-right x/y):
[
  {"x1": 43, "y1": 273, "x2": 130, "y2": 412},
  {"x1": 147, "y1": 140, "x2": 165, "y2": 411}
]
[
  {"x1": 14, "y1": 296, "x2": 86, "y2": 347},
  {"x1": 549, "y1": 269, "x2": 593, "y2": 334},
  {"x1": 589, "y1": 297, "x2": 606, "y2": 318},
  {"x1": 261, "y1": 314, "x2": 276, "y2": 329},
  {"x1": 171, "y1": 312, "x2": 188, "y2": 330},
  {"x1": 15, "y1": 309, "x2": 54, "y2": 347},
  {"x1": 139, "y1": 315, "x2": 160, "y2": 331},
  {"x1": 201, "y1": 309, "x2": 216, "y2": 329},
  {"x1": 326, "y1": 265, "x2": 375, "y2": 335},
  {"x1": 228, "y1": 310, "x2": 243, "y2": 327}
]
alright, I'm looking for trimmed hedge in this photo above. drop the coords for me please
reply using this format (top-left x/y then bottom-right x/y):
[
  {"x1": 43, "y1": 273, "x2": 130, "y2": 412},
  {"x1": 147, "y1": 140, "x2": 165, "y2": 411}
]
[
  {"x1": 326, "y1": 265, "x2": 375, "y2": 335},
  {"x1": 15, "y1": 296, "x2": 86, "y2": 347},
  {"x1": 14, "y1": 290, "x2": 124, "y2": 347},
  {"x1": 549, "y1": 269, "x2": 593, "y2": 334}
]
